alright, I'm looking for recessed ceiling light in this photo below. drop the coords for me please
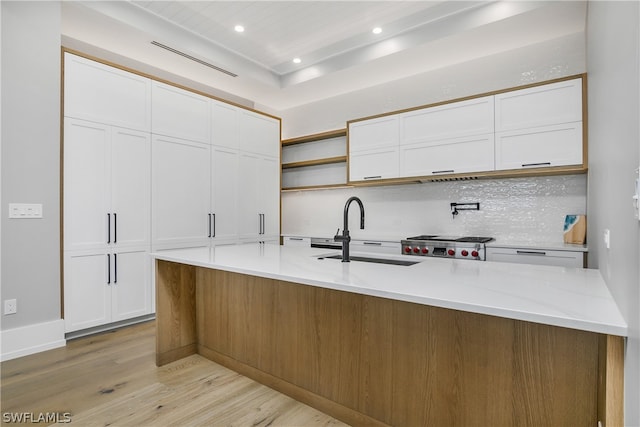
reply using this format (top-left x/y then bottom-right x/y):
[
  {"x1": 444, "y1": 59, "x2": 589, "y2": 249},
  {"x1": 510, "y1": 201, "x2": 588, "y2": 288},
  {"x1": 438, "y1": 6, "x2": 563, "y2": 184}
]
[
  {"x1": 234, "y1": 25, "x2": 245, "y2": 33},
  {"x1": 293, "y1": 58, "x2": 301, "y2": 64},
  {"x1": 372, "y1": 27, "x2": 382, "y2": 35}
]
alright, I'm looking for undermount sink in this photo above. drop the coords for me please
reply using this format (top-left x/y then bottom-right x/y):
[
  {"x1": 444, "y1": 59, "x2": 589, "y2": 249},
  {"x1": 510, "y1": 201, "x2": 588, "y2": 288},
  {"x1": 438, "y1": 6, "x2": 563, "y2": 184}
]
[{"x1": 317, "y1": 254, "x2": 419, "y2": 266}]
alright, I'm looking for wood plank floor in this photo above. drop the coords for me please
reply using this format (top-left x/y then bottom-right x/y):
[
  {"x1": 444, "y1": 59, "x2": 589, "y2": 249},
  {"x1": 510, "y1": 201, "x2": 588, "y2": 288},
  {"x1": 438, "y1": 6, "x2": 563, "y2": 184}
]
[{"x1": 0, "y1": 321, "x2": 348, "y2": 426}]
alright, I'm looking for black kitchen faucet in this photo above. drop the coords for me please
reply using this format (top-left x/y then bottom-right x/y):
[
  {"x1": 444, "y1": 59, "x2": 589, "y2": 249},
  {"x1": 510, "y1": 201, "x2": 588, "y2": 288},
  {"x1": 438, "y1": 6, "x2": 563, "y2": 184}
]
[{"x1": 334, "y1": 196, "x2": 365, "y2": 262}]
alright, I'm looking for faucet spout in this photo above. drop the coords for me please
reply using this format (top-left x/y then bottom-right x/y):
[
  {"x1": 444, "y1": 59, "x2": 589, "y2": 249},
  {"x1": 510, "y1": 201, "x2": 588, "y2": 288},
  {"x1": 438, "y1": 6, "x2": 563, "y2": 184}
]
[{"x1": 334, "y1": 196, "x2": 365, "y2": 262}]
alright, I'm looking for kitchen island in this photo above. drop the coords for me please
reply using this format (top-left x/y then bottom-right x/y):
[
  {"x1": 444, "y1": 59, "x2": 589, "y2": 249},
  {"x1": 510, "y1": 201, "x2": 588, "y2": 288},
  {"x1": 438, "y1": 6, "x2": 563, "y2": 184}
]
[{"x1": 152, "y1": 244, "x2": 626, "y2": 427}]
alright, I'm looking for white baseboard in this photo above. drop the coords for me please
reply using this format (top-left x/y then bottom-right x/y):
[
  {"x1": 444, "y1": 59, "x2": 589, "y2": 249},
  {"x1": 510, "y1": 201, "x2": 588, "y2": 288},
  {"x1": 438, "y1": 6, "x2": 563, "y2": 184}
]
[{"x1": 0, "y1": 319, "x2": 66, "y2": 361}]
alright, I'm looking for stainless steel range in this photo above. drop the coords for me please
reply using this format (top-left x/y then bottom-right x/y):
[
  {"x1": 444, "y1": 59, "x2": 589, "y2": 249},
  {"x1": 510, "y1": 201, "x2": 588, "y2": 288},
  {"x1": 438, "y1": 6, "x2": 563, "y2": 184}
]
[{"x1": 401, "y1": 235, "x2": 494, "y2": 260}]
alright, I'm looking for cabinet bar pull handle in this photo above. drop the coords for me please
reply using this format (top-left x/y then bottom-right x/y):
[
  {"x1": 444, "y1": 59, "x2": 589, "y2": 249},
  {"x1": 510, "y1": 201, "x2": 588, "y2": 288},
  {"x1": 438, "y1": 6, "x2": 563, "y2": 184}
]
[
  {"x1": 521, "y1": 162, "x2": 551, "y2": 168},
  {"x1": 363, "y1": 175, "x2": 382, "y2": 180},
  {"x1": 208, "y1": 214, "x2": 212, "y2": 238},
  {"x1": 113, "y1": 213, "x2": 117, "y2": 244},
  {"x1": 212, "y1": 213, "x2": 216, "y2": 238},
  {"x1": 363, "y1": 241, "x2": 382, "y2": 246},
  {"x1": 516, "y1": 250, "x2": 546, "y2": 256},
  {"x1": 289, "y1": 237, "x2": 304, "y2": 241},
  {"x1": 107, "y1": 254, "x2": 111, "y2": 284},
  {"x1": 432, "y1": 170, "x2": 455, "y2": 174},
  {"x1": 114, "y1": 253, "x2": 117, "y2": 284},
  {"x1": 107, "y1": 213, "x2": 111, "y2": 244}
]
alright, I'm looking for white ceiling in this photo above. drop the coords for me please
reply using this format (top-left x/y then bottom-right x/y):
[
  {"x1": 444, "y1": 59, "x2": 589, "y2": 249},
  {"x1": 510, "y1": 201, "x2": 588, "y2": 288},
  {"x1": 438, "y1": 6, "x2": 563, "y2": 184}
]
[{"x1": 61, "y1": 1, "x2": 587, "y2": 111}]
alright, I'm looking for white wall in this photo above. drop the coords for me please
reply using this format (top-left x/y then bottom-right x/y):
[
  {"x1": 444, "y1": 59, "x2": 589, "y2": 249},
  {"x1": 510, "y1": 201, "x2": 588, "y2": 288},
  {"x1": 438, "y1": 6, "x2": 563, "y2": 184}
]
[
  {"x1": 1, "y1": 2, "x2": 65, "y2": 355},
  {"x1": 586, "y1": 1, "x2": 640, "y2": 423}
]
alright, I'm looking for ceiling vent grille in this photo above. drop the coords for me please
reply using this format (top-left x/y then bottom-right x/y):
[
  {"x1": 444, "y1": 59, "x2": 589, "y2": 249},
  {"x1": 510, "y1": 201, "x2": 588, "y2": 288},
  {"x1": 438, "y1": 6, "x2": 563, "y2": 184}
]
[{"x1": 151, "y1": 41, "x2": 238, "y2": 77}]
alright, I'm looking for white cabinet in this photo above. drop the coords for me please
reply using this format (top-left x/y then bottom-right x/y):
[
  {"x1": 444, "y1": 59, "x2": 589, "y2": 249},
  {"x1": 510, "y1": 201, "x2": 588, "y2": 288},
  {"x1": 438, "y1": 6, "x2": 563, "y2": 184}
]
[
  {"x1": 400, "y1": 134, "x2": 495, "y2": 177},
  {"x1": 283, "y1": 236, "x2": 311, "y2": 247},
  {"x1": 494, "y1": 79, "x2": 582, "y2": 132},
  {"x1": 348, "y1": 116, "x2": 400, "y2": 182},
  {"x1": 238, "y1": 153, "x2": 280, "y2": 242},
  {"x1": 494, "y1": 78, "x2": 584, "y2": 171},
  {"x1": 64, "y1": 248, "x2": 151, "y2": 332},
  {"x1": 211, "y1": 100, "x2": 240, "y2": 149},
  {"x1": 400, "y1": 96, "x2": 494, "y2": 144},
  {"x1": 151, "y1": 81, "x2": 210, "y2": 143},
  {"x1": 486, "y1": 247, "x2": 585, "y2": 268},
  {"x1": 63, "y1": 118, "x2": 152, "y2": 333},
  {"x1": 239, "y1": 109, "x2": 281, "y2": 157},
  {"x1": 151, "y1": 135, "x2": 211, "y2": 250},
  {"x1": 210, "y1": 145, "x2": 239, "y2": 243},
  {"x1": 63, "y1": 119, "x2": 151, "y2": 251},
  {"x1": 398, "y1": 96, "x2": 495, "y2": 177},
  {"x1": 64, "y1": 53, "x2": 151, "y2": 132}
]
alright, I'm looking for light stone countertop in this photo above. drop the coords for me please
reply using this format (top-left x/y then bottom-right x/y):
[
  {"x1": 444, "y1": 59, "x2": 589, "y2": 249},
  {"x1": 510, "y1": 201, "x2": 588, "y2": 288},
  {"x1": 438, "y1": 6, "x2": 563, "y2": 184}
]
[{"x1": 152, "y1": 243, "x2": 626, "y2": 336}]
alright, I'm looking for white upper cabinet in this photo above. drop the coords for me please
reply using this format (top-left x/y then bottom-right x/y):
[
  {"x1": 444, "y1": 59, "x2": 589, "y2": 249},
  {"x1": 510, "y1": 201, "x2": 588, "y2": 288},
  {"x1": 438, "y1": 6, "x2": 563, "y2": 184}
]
[
  {"x1": 495, "y1": 123, "x2": 583, "y2": 170},
  {"x1": 494, "y1": 78, "x2": 584, "y2": 170},
  {"x1": 211, "y1": 100, "x2": 239, "y2": 149},
  {"x1": 349, "y1": 115, "x2": 399, "y2": 152},
  {"x1": 494, "y1": 78, "x2": 583, "y2": 132},
  {"x1": 348, "y1": 116, "x2": 400, "y2": 181},
  {"x1": 64, "y1": 53, "x2": 151, "y2": 132},
  {"x1": 400, "y1": 134, "x2": 495, "y2": 177},
  {"x1": 400, "y1": 96, "x2": 494, "y2": 144},
  {"x1": 151, "y1": 81, "x2": 210, "y2": 143},
  {"x1": 239, "y1": 109, "x2": 280, "y2": 157}
]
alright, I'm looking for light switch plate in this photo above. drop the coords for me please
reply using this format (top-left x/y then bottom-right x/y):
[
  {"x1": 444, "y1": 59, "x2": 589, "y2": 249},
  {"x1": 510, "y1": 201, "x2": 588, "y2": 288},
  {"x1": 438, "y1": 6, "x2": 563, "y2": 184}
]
[{"x1": 9, "y1": 203, "x2": 43, "y2": 218}]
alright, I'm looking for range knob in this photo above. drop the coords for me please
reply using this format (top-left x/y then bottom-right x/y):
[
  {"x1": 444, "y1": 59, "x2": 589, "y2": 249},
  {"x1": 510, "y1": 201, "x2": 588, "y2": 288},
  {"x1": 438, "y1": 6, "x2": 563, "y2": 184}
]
[
  {"x1": 471, "y1": 250, "x2": 479, "y2": 258},
  {"x1": 461, "y1": 250, "x2": 469, "y2": 257},
  {"x1": 404, "y1": 246, "x2": 412, "y2": 253},
  {"x1": 421, "y1": 247, "x2": 429, "y2": 254},
  {"x1": 448, "y1": 249, "x2": 455, "y2": 256},
  {"x1": 413, "y1": 247, "x2": 420, "y2": 254}
]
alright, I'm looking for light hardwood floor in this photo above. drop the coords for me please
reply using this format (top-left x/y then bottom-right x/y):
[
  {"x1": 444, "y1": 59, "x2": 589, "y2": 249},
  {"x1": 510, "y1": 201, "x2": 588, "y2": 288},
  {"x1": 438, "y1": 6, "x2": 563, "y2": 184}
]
[{"x1": 0, "y1": 321, "x2": 347, "y2": 426}]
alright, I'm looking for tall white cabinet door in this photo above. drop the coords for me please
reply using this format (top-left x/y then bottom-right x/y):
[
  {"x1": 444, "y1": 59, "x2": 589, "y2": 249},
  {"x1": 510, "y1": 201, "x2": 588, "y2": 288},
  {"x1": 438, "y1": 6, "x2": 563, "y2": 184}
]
[
  {"x1": 64, "y1": 119, "x2": 111, "y2": 251},
  {"x1": 111, "y1": 128, "x2": 151, "y2": 248},
  {"x1": 64, "y1": 251, "x2": 111, "y2": 332},
  {"x1": 239, "y1": 110, "x2": 281, "y2": 157},
  {"x1": 64, "y1": 53, "x2": 151, "y2": 132},
  {"x1": 111, "y1": 249, "x2": 151, "y2": 322},
  {"x1": 238, "y1": 153, "x2": 260, "y2": 239},
  {"x1": 211, "y1": 146, "x2": 239, "y2": 242},
  {"x1": 151, "y1": 81, "x2": 210, "y2": 143},
  {"x1": 259, "y1": 156, "x2": 280, "y2": 239},
  {"x1": 151, "y1": 135, "x2": 211, "y2": 249},
  {"x1": 211, "y1": 101, "x2": 239, "y2": 149}
]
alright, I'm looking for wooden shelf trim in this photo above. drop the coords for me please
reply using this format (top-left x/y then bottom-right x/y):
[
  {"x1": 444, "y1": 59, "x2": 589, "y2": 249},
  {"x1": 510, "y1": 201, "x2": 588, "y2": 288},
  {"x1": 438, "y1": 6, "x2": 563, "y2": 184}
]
[
  {"x1": 281, "y1": 128, "x2": 347, "y2": 146},
  {"x1": 282, "y1": 155, "x2": 347, "y2": 170}
]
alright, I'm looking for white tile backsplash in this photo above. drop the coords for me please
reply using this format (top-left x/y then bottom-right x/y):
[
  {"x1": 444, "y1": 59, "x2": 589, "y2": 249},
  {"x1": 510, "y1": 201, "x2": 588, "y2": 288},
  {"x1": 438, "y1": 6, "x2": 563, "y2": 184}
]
[{"x1": 282, "y1": 174, "x2": 587, "y2": 245}]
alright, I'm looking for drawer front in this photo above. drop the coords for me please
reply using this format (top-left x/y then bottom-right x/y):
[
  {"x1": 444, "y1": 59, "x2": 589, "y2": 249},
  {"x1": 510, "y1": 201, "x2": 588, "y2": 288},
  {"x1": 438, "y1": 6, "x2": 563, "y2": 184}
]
[{"x1": 486, "y1": 247, "x2": 584, "y2": 268}]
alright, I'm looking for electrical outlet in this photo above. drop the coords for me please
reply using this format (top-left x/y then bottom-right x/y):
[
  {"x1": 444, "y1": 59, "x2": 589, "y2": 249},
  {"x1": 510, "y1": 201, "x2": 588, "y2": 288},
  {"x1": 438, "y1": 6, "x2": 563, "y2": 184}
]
[
  {"x1": 603, "y1": 229, "x2": 611, "y2": 250},
  {"x1": 4, "y1": 299, "x2": 17, "y2": 315},
  {"x1": 9, "y1": 203, "x2": 43, "y2": 219}
]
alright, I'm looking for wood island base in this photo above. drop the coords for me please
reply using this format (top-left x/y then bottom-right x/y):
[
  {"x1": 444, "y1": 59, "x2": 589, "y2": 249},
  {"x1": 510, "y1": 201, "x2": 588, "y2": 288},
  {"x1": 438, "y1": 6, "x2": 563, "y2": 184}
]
[{"x1": 155, "y1": 259, "x2": 624, "y2": 427}]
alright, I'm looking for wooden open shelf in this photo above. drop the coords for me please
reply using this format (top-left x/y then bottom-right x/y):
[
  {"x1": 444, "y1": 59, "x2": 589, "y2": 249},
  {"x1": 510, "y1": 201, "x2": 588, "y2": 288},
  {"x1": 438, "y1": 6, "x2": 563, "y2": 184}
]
[
  {"x1": 282, "y1": 155, "x2": 347, "y2": 170},
  {"x1": 281, "y1": 128, "x2": 346, "y2": 146}
]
